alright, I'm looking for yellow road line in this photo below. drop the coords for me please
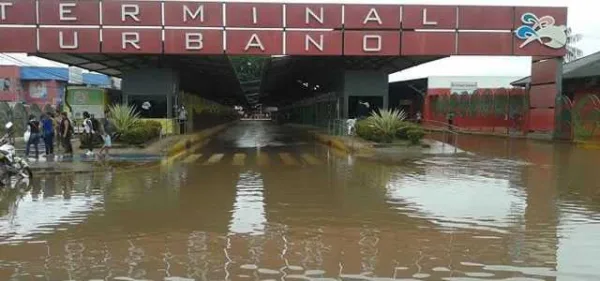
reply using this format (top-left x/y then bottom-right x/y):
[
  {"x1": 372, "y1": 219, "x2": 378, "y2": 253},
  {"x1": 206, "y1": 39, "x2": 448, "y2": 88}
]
[
  {"x1": 279, "y1": 153, "x2": 299, "y2": 166},
  {"x1": 232, "y1": 153, "x2": 246, "y2": 166},
  {"x1": 204, "y1": 154, "x2": 224, "y2": 165},
  {"x1": 183, "y1": 153, "x2": 202, "y2": 164},
  {"x1": 256, "y1": 152, "x2": 269, "y2": 166},
  {"x1": 301, "y1": 153, "x2": 322, "y2": 165}
]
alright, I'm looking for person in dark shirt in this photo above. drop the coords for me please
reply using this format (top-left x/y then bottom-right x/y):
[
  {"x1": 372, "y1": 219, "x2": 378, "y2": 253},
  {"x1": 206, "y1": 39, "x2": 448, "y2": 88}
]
[
  {"x1": 59, "y1": 112, "x2": 73, "y2": 156},
  {"x1": 25, "y1": 114, "x2": 40, "y2": 159}
]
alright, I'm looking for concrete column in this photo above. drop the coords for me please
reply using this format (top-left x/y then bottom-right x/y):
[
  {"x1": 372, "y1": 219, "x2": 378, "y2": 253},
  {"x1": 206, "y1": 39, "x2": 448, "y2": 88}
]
[
  {"x1": 121, "y1": 67, "x2": 180, "y2": 118},
  {"x1": 342, "y1": 70, "x2": 389, "y2": 119},
  {"x1": 526, "y1": 57, "x2": 564, "y2": 140}
]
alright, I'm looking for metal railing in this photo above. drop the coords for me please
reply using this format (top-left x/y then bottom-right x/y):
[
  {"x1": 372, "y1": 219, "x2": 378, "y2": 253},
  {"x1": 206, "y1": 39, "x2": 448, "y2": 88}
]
[
  {"x1": 327, "y1": 119, "x2": 348, "y2": 136},
  {"x1": 412, "y1": 119, "x2": 460, "y2": 153}
]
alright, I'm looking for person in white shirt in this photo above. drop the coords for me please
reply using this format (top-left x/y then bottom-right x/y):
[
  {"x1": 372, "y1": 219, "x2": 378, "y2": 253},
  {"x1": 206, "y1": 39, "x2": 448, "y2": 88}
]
[{"x1": 82, "y1": 111, "x2": 95, "y2": 156}]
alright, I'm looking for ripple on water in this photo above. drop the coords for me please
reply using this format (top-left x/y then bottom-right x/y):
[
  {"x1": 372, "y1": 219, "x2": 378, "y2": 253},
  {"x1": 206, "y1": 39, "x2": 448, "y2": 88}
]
[
  {"x1": 464, "y1": 272, "x2": 495, "y2": 278},
  {"x1": 258, "y1": 268, "x2": 280, "y2": 275},
  {"x1": 240, "y1": 264, "x2": 258, "y2": 270}
]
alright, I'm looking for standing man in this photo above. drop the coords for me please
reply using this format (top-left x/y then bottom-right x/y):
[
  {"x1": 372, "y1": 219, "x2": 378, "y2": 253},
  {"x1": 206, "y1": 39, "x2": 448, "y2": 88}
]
[
  {"x1": 41, "y1": 113, "x2": 55, "y2": 157},
  {"x1": 178, "y1": 105, "x2": 188, "y2": 134},
  {"x1": 25, "y1": 115, "x2": 40, "y2": 160}
]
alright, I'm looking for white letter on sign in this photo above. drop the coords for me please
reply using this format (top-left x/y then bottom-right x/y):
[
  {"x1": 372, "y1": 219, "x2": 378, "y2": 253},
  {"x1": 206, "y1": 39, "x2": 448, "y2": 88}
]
[
  {"x1": 122, "y1": 32, "x2": 140, "y2": 49},
  {"x1": 186, "y1": 33, "x2": 203, "y2": 50},
  {"x1": 363, "y1": 35, "x2": 381, "y2": 52},
  {"x1": 422, "y1": 9, "x2": 438, "y2": 26},
  {"x1": 59, "y1": 3, "x2": 77, "y2": 21},
  {"x1": 244, "y1": 34, "x2": 265, "y2": 51},
  {"x1": 59, "y1": 31, "x2": 78, "y2": 49},
  {"x1": 305, "y1": 7, "x2": 324, "y2": 24},
  {"x1": 183, "y1": 4, "x2": 204, "y2": 22},
  {"x1": 305, "y1": 34, "x2": 324, "y2": 51},
  {"x1": 363, "y1": 8, "x2": 382, "y2": 25},
  {"x1": 252, "y1": 6, "x2": 258, "y2": 24},
  {"x1": 122, "y1": 4, "x2": 140, "y2": 22},
  {"x1": 0, "y1": 2, "x2": 13, "y2": 20}
]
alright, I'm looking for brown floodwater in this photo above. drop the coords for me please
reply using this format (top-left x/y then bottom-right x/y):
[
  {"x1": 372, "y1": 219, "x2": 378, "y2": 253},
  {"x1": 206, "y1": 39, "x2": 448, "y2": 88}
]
[{"x1": 1, "y1": 121, "x2": 600, "y2": 281}]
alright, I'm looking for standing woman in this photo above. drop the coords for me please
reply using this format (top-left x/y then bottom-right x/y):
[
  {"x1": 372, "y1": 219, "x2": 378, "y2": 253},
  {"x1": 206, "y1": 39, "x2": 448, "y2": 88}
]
[
  {"x1": 60, "y1": 112, "x2": 73, "y2": 156},
  {"x1": 25, "y1": 114, "x2": 41, "y2": 159}
]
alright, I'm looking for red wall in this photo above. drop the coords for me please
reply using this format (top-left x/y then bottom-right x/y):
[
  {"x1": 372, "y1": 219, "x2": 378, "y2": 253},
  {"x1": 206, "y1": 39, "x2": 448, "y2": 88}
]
[
  {"x1": 0, "y1": 65, "x2": 20, "y2": 101},
  {"x1": 24, "y1": 80, "x2": 63, "y2": 105},
  {"x1": 0, "y1": 66, "x2": 64, "y2": 107},
  {"x1": 423, "y1": 87, "x2": 527, "y2": 133}
]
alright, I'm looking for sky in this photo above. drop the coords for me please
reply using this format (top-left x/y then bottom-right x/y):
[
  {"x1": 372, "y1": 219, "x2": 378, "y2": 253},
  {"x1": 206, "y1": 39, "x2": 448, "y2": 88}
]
[{"x1": 1, "y1": 0, "x2": 599, "y2": 81}]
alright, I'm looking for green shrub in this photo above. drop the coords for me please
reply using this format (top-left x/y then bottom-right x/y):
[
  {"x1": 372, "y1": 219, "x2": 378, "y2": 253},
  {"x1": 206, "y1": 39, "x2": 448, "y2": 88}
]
[
  {"x1": 366, "y1": 109, "x2": 407, "y2": 139},
  {"x1": 395, "y1": 121, "x2": 418, "y2": 139},
  {"x1": 108, "y1": 104, "x2": 141, "y2": 134},
  {"x1": 406, "y1": 127, "x2": 426, "y2": 145},
  {"x1": 119, "y1": 120, "x2": 162, "y2": 145},
  {"x1": 356, "y1": 119, "x2": 392, "y2": 143}
]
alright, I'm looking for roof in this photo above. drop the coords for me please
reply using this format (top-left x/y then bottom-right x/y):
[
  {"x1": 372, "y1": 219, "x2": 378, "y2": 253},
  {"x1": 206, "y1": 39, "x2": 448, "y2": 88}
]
[
  {"x1": 511, "y1": 51, "x2": 600, "y2": 86},
  {"x1": 18, "y1": 66, "x2": 112, "y2": 86},
  {"x1": 20, "y1": 66, "x2": 68, "y2": 81}
]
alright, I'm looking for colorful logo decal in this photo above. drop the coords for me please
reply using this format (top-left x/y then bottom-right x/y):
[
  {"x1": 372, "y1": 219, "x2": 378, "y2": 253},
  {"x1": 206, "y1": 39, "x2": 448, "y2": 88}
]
[{"x1": 515, "y1": 13, "x2": 567, "y2": 49}]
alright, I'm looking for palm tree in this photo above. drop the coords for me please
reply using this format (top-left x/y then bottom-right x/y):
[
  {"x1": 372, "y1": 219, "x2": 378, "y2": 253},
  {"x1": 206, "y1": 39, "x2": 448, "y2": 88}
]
[{"x1": 565, "y1": 27, "x2": 583, "y2": 62}]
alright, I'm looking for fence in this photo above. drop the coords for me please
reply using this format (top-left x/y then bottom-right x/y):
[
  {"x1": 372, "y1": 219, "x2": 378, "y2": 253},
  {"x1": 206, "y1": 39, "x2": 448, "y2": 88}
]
[
  {"x1": 0, "y1": 101, "x2": 59, "y2": 135},
  {"x1": 565, "y1": 93, "x2": 600, "y2": 141}
]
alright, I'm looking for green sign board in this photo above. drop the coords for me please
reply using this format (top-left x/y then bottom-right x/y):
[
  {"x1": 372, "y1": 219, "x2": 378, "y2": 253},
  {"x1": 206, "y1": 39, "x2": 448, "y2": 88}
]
[{"x1": 67, "y1": 87, "x2": 105, "y2": 105}]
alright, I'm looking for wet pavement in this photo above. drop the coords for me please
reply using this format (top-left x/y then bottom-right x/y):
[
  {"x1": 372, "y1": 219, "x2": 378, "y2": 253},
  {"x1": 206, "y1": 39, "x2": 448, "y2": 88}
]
[{"x1": 1, "y1": 121, "x2": 600, "y2": 280}]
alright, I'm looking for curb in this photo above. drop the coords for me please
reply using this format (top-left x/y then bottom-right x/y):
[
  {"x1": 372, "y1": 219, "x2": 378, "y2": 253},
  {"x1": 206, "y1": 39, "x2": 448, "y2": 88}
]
[
  {"x1": 313, "y1": 133, "x2": 350, "y2": 153},
  {"x1": 164, "y1": 122, "x2": 236, "y2": 162}
]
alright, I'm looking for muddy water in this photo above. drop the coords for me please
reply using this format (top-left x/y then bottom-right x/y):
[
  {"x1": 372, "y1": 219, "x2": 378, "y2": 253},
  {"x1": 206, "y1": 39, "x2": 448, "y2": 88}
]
[{"x1": 1, "y1": 122, "x2": 600, "y2": 281}]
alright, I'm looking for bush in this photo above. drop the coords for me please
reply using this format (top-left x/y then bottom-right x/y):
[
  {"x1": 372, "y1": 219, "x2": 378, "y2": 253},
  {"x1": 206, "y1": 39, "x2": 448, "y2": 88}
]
[
  {"x1": 119, "y1": 120, "x2": 162, "y2": 145},
  {"x1": 365, "y1": 109, "x2": 407, "y2": 140},
  {"x1": 395, "y1": 121, "x2": 418, "y2": 139},
  {"x1": 406, "y1": 127, "x2": 426, "y2": 145},
  {"x1": 108, "y1": 104, "x2": 141, "y2": 134},
  {"x1": 356, "y1": 119, "x2": 391, "y2": 143}
]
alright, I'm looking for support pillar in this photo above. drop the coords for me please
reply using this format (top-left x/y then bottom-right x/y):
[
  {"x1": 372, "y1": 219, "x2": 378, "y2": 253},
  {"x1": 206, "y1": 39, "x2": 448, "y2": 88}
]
[
  {"x1": 341, "y1": 70, "x2": 389, "y2": 119},
  {"x1": 526, "y1": 57, "x2": 564, "y2": 139}
]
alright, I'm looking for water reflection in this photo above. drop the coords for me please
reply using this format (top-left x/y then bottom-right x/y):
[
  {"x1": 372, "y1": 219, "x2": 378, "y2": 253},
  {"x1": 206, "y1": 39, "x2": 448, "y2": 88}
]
[
  {"x1": 229, "y1": 171, "x2": 266, "y2": 235},
  {"x1": 0, "y1": 131, "x2": 599, "y2": 280}
]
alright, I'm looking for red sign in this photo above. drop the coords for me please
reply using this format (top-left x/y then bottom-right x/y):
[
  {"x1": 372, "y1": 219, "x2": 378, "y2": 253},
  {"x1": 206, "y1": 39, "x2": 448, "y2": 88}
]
[
  {"x1": 0, "y1": 1, "x2": 568, "y2": 57},
  {"x1": 343, "y1": 31, "x2": 400, "y2": 56},
  {"x1": 286, "y1": 31, "x2": 342, "y2": 55},
  {"x1": 401, "y1": 31, "x2": 456, "y2": 55},
  {"x1": 285, "y1": 4, "x2": 342, "y2": 28},
  {"x1": 226, "y1": 3, "x2": 283, "y2": 28},
  {"x1": 39, "y1": 28, "x2": 100, "y2": 53},
  {"x1": 164, "y1": 29, "x2": 223, "y2": 54},
  {"x1": 344, "y1": 5, "x2": 400, "y2": 29},
  {"x1": 458, "y1": 6, "x2": 514, "y2": 30},
  {"x1": 163, "y1": 2, "x2": 223, "y2": 27},
  {"x1": 457, "y1": 32, "x2": 512, "y2": 55},
  {"x1": 39, "y1": 0, "x2": 100, "y2": 25},
  {"x1": 102, "y1": 29, "x2": 162, "y2": 54},
  {"x1": 0, "y1": 0, "x2": 35, "y2": 24},
  {"x1": 102, "y1": 1, "x2": 162, "y2": 26},
  {"x1": 0, "y1": 28, "x2": 36, "y2": 52},
  {"x1": 226, "y1": 30, "x2": 283, "y2": 55},
  {"x1": 402, "y1": 5, "x2": 457, "y2": 29}
]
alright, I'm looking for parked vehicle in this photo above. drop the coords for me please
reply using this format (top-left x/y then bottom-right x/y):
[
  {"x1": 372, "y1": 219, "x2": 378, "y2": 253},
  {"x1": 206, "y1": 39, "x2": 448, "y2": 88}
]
[{"x1": 0, "y1": 122, "x2": 32, "y2": 187}]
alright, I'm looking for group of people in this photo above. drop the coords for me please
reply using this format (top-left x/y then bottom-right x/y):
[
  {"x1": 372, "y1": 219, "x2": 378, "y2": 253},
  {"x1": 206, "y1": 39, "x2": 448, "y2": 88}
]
[
  {"x1": 24, "y1": 111, "x2": 112, "y2": 160},
  {"x1": 25, "y1": 112, "x2": 73, "y2": 159}
]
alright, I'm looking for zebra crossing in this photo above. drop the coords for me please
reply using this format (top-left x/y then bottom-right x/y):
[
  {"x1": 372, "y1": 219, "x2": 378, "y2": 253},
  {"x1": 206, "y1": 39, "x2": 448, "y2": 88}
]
[{"x1": 180, "y1": 151, "x2": 327, "y2": 167}]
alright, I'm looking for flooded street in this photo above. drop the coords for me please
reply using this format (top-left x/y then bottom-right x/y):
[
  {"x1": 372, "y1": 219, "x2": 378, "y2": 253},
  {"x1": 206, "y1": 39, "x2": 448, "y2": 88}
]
[{"x1": 1, "y1": 121, "x2": 600, "y2": 281}]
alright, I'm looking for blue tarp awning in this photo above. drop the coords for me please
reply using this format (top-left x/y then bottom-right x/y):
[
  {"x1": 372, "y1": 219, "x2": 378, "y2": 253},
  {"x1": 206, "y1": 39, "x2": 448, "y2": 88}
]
[
  {"x1": 19, "y1": 66, "x2": 111, "y2": 87},
  {"x1": 20, "y1": 67, "x2": 68, "y2": 81}
]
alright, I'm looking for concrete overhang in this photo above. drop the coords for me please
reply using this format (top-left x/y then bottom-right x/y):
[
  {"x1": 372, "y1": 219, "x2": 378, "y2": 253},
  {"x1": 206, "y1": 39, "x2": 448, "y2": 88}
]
[
  {"x1": 259, "y1": 56, "x2": 443, "y2": 106},
  {"x1": 35, "y1": 53, "x2": 246, "y2": 105}
]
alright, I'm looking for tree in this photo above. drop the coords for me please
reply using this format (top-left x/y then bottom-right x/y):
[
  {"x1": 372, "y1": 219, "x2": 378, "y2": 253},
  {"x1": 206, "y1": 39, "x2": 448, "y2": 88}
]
[{"x1": 565, "y1": 27, "x2": 584, "y2": 63}]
